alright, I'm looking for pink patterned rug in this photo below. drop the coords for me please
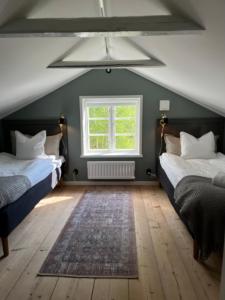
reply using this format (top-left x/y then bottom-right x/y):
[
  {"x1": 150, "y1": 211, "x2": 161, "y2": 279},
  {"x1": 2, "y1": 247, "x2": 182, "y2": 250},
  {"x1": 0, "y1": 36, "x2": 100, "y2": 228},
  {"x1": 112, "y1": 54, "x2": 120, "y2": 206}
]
[{"x1": 38, "y1": 190, "x2": 138, "y2": 278}]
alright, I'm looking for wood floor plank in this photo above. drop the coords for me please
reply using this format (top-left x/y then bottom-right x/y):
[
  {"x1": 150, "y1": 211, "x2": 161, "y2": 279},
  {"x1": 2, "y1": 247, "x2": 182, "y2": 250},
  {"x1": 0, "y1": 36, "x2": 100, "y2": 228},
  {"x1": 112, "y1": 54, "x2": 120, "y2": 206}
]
[
  {"x1": 6, "y1": 250, "x2": 59, "y2": 300},
  {"x1": 157, "y1": 188, "x2": 220, "y2": 300},
  {"x1": 28, "y1": 277, "x2": 58, "y2": 300},
  {"x1": 128, "y1": 279, "x2": 145, "y2": 300},
  {"x1": 0, "y1": 186, "x2": 221, "y2": 300},
  {"x1": 132, "y1": 188, "x2": 165, "y2": 300},
  {"x1": 109, "y1": 279, "x2": 129, "y2": 300},
  {"x1": 75, "y1": 279, "x2": 94, "y2": 300},
  {"x1": 4, "y1": 187, "x2": 84, "y2": 300},
  {"x1": 0, "y1": 190, "x2": 62, "y2": 261},
  {"x1": 141, "y1": 186, "x2": 198, "y2": 300},
  {"x1": 0, "y1": 208, "x2": 61, "y2": 299},
  {"x1": 50, "y1": 278, "x2": 78, "y2": 300},
  {"x1": 51, "y1": 277, "x2": 94, "y2": 300},
  {"x1": 92, "y1": 279, "x2": 110, "y2": 300}
]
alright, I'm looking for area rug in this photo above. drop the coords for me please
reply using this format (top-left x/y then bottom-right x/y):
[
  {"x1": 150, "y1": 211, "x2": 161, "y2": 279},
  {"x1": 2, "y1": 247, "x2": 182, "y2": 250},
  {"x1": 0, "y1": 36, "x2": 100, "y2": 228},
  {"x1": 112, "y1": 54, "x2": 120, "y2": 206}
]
[{"x1": 38, "y1": 190, "x2": 138, "y2": 278}]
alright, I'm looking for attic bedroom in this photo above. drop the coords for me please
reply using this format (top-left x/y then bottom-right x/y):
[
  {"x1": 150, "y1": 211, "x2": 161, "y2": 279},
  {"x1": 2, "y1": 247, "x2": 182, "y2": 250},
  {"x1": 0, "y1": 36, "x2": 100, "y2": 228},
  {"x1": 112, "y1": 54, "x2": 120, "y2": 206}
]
[{"x1": 0, "y1": 0, "x2": 225, "y2": 299}]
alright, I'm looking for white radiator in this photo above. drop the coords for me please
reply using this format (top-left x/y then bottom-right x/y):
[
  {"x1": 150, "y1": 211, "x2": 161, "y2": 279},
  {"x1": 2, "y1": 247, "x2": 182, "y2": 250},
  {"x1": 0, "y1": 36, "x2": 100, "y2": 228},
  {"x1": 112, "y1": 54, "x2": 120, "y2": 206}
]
[{"x1": 87, "y1": 161, "x2": 135, "y2": 180}]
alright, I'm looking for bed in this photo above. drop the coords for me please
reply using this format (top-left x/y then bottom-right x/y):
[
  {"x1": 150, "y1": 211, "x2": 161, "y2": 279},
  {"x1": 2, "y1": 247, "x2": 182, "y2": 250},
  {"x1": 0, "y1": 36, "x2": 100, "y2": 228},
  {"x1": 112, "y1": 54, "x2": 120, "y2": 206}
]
[
  {"x1": 0, "y1": 119, "x2": 68, "y2": 257},
  {"x1": 156, "y1": 117, "x2": 225, "y2": 260}
]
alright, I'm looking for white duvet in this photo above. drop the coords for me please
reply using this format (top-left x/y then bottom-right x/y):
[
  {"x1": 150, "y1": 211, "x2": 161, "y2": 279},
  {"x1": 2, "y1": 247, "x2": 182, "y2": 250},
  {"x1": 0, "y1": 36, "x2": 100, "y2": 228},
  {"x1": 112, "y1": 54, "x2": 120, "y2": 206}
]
[
  {"x1": 0, "y1": 152, "x2": 64, "y2": 187},
  {"x1": 160, "y1": 152, "x2": 225, "y2": 187}
]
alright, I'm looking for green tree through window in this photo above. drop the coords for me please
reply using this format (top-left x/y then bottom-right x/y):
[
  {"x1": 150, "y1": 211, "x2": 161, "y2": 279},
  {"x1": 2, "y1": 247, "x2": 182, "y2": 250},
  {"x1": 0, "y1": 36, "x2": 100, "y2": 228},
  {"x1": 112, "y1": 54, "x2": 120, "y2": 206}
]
[{"x1": 81, "y1": 96, "x2": 142, "y2": 156}]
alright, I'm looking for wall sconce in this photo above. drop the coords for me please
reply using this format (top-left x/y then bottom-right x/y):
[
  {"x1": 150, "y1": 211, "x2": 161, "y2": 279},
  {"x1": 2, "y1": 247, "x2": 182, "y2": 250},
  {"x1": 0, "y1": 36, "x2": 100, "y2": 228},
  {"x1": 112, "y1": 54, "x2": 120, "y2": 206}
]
[
  {"x1": 159, "y1": 100, "x2": 170, "y2": 155},
  {"x1": 160, "y1": 113, "x2": 168, "y2": 136},
  {"x1": 59, "y1": 113, "x2": 65, "y2": 125},
  {"x1": 159, "y1": 113, "x2": 168, "y2": 156},
  {"x1": 159, "y1": 100, "x2": 170, "y2": 136},
  {"x1": 160, "y1": 113, "x2": 168, "y2": 128},
  {"x1": 59, "y1": 113, "x2": 65, "y2": 133}
]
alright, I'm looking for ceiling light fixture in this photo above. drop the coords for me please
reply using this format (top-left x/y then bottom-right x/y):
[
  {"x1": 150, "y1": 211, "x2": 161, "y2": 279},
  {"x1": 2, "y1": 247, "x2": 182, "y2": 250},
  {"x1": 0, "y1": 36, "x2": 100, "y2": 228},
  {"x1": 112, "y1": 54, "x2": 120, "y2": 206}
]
[{"x1": 105, "y1": 68, "x2": 111, "y2": 74}]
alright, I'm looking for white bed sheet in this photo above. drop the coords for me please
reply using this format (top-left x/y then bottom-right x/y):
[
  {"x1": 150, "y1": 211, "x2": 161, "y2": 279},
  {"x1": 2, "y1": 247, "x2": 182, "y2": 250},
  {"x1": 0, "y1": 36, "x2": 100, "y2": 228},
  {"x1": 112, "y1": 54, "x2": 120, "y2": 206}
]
[
  {"x1": 0, "y1": 153, "x2": 64, "y2": 187},
  {"x1": 160, "y1": 152, "x2": 225, "y2": 187}
]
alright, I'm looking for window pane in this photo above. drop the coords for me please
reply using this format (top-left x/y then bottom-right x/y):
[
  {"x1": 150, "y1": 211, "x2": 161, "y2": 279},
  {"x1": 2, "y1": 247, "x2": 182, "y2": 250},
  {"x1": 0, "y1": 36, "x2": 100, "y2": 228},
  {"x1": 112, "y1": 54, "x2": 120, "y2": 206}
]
[
  {"x1": 115, "y1": 136, "x2": 136, "y2": 150},
  {"x1": 89, "y1": 120, "x2": 109, "y2": 134},
  {"x1": 89, "y1": 106, "x2": 109, "y2": 118},
  {"x1": 89, "y1": 136, "x2": 109, "y2": 150},
  {"x1": 115, "y1": 105, "x2": 136, "y2": 117},
  {"x1": 115, "y1": 119, "x2": 136, "y2": 134}
]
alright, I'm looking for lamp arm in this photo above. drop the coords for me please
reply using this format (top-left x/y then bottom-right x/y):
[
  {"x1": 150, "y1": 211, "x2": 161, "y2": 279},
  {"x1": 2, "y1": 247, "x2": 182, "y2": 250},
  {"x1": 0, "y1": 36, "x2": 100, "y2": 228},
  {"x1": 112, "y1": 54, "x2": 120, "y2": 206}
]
[{"x1": 159, "y1": 123, "x2": 166, "y2": 156}]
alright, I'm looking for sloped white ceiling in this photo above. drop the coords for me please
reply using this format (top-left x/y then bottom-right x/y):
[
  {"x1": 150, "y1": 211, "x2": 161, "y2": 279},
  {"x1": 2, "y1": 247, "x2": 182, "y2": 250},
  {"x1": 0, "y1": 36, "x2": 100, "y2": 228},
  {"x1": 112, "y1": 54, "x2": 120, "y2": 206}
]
[
  {"x1": 0, "y1": 37, "x2": 89, "y2": 117},
  {"x1": 130, "y1": 0, "x2": 225, "y2": 115},
  {"x1": 0, "y1": 0, "x2": 224, "y2": 117}
]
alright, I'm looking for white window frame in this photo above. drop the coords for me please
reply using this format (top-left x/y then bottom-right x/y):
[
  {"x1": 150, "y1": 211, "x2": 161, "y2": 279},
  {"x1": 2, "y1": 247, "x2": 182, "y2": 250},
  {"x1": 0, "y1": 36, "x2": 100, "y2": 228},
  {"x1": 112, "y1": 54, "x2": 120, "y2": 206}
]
[{"x1": 80, "y1": 95, "x2": 143, "y2": 158}]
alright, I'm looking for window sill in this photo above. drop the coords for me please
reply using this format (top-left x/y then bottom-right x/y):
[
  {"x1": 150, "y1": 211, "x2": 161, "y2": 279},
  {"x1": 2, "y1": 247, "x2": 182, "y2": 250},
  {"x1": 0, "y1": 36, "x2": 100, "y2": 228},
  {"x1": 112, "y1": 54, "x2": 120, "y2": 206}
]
[{"x1": 80, "y1": 153, "x2": 143, "y2": 158}]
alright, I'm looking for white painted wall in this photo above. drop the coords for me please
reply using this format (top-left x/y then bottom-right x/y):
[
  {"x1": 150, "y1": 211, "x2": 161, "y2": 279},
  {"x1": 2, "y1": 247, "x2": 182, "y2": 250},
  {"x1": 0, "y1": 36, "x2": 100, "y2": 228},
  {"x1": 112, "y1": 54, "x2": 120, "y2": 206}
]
[{"x1": 0, "y1": 0, "x2": 224, "y2": 117}]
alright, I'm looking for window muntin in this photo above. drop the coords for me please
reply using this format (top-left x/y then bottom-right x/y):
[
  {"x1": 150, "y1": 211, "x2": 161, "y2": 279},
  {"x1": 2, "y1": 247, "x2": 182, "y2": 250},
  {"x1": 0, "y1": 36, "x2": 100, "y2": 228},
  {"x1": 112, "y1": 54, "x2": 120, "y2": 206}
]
[{"x1": 80, "y1": 96, "x2": 142, "y2": 157}]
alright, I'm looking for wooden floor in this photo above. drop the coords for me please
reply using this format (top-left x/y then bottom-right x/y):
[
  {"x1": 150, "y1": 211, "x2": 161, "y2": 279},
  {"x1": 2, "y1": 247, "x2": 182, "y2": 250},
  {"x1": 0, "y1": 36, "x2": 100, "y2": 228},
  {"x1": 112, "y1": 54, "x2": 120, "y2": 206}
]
[{"x1": 0, "y1": 186, "x2": 222, "y2": 300}]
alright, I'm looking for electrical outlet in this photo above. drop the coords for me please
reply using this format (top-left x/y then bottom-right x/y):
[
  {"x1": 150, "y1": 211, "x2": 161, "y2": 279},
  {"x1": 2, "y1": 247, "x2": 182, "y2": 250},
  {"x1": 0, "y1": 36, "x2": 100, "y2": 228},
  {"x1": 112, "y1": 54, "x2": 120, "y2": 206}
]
[
  {"x1": 146, "y1": 168, "x2": 152, "y2": 176},
  {"x1": 73, "y1": 168, "x2": 79, "y2": 176}
]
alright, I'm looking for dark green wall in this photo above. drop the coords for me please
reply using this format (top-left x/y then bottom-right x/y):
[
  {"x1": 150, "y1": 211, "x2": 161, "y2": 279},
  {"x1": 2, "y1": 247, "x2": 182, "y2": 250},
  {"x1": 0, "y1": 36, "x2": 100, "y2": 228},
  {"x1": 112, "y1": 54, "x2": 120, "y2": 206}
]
[{"x1": 7, "y1": 69, "x2": 219, "y2": 181}]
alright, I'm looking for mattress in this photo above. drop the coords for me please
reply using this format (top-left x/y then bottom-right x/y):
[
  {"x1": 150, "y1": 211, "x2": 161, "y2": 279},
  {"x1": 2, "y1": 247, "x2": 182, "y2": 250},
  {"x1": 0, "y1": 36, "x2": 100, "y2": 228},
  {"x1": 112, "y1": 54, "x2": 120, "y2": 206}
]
[
  {"x1": 0, "y1": 153, "x2": 64, "y2": 188},
  {"x1": 160, "y1": 152, "x2": 225, "y2": 187}
]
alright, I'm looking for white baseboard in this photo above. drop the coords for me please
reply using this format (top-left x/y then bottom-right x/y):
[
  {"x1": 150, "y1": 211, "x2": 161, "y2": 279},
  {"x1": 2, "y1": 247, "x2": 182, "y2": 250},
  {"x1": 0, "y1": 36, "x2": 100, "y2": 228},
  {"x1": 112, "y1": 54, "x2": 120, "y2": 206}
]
[{"x1": 63, "y1": 180, "x2": 159, "y2": 186}]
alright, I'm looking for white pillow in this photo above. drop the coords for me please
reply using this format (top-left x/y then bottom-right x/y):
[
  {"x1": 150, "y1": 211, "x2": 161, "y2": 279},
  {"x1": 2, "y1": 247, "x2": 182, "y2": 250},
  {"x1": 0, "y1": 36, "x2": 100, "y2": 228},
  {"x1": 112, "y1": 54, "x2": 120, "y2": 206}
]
[
  {"x1": 15, "y1": 130, "x2": 46, "y2": 160},
  {"x1": 180, "y1": 131, "x2": 216, "y2": 159},
  {"x1": 164, "y1": 134, "x2": 181, "y2": 156},
  {"x1": 11, "y1": 131, "x2": 31, "y2": 155},
  {"x1": 44, "y1": 133, "x2": 62, "y2": 157}
]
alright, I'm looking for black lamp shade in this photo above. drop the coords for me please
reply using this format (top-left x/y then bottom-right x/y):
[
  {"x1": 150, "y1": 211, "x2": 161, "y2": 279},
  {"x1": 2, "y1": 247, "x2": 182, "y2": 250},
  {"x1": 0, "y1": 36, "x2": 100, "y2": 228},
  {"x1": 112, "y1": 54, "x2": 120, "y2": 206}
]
[
  {"x1": 59, "y1": 114, "x2": 65, "y2": 125},
  {"x1": 163, "y1": 117, "x2": 168, "y2": 124}
]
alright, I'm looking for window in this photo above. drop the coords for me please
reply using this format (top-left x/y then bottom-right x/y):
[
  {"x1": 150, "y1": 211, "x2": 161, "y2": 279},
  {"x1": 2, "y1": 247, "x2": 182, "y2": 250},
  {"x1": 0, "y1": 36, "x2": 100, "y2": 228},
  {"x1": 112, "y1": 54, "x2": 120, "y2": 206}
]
[{"x1": 80, "y1": 96, "x2": 143, "y2": 157}]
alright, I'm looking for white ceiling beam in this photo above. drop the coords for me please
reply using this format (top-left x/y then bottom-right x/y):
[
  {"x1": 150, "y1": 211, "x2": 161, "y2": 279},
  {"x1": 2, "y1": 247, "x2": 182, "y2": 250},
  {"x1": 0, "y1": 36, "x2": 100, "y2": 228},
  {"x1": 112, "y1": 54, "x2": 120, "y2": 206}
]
[
  {"x1": 98, "y1": 0, "x2": 111, "y2": 59},
  {"x1": 0, "y1": 15, "x2": 204, "y2": 38},
  {"x1": 48, "y1": 59, "x2": 165, "y2": 69}
]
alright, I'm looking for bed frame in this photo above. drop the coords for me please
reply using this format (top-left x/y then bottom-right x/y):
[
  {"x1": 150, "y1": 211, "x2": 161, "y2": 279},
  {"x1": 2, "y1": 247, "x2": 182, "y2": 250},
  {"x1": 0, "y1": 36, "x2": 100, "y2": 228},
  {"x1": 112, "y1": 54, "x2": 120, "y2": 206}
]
[
  {"x1": 156, "y1": 117, "x2": 225, "y2": 259},
  {"x1": 0, "y1": 119, "x2": 68, "y2": 257}
]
